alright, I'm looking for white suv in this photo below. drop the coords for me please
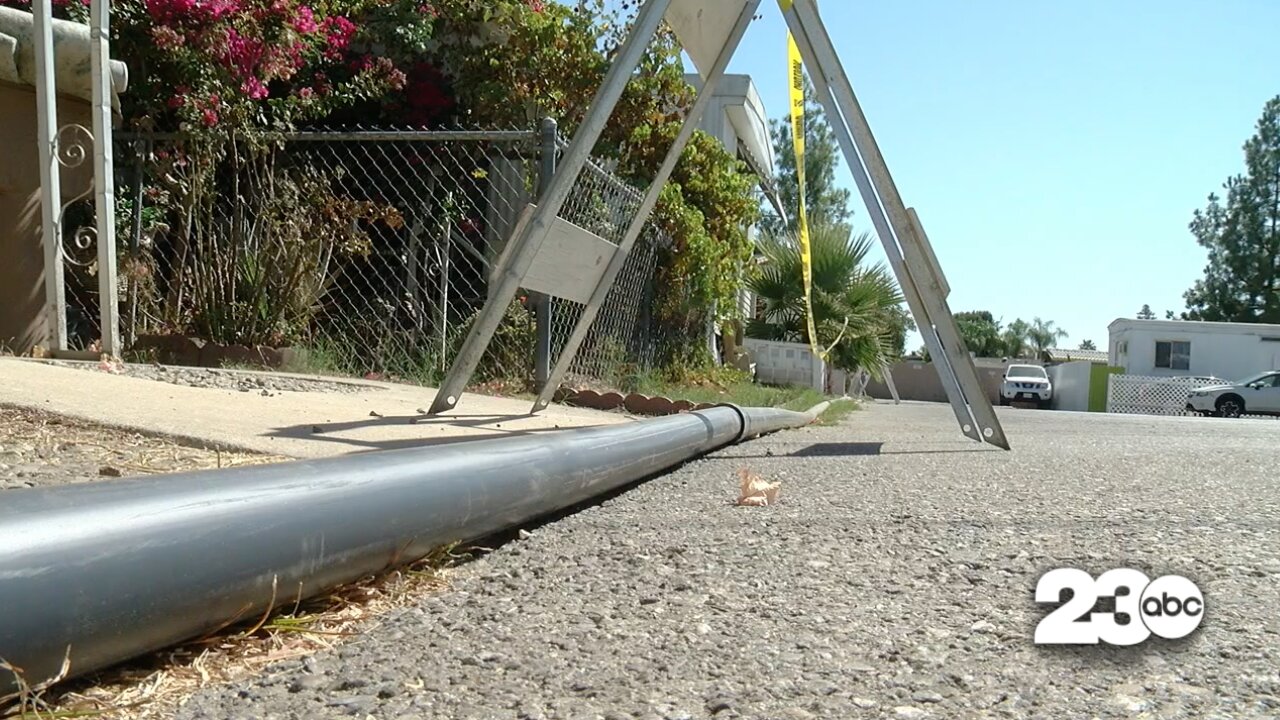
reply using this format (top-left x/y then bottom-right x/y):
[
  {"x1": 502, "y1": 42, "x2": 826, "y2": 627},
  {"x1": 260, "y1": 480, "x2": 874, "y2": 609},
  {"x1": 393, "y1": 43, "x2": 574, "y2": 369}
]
[
  {"x1": 999, "y1": 364, "x2": 1053, "y2": 408},
  {"x1": 1186, "y1": 371, "x2": 1280, "y2": 418}
]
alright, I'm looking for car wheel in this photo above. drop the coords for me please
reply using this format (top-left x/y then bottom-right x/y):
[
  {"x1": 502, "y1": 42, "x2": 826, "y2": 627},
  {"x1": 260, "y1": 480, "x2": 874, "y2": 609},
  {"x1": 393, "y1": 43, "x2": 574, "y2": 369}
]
[{"x1": 1216, "y1": 395, "x2": 1245, "y2": 418}]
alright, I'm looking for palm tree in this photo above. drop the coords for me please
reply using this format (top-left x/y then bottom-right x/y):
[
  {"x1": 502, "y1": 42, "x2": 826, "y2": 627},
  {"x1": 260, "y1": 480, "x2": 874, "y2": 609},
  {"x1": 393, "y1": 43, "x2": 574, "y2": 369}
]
[
  {"x1": 1001, "y1": 319, "x2": 1032, "y2": 359},
  {"x1": 746, "y1": 223, "x2": 905, "y2": 376},
  {"x1": 1028, "y1": 317, "x2": 1069, "y2": 360}
]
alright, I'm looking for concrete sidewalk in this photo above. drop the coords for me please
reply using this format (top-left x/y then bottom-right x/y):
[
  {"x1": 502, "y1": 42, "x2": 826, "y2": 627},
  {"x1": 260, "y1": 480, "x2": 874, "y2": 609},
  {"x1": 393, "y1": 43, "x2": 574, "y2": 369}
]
[{"x1": 0, "y1": 358, "x2": 632, "y2": 459}]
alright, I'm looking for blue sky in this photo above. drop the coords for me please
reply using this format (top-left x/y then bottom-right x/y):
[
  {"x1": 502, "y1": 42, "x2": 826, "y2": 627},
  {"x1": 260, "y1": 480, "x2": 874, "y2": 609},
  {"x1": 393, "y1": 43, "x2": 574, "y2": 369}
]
[{"x1": 675, "y1": 1, "x2": 1280, "y2": 351}]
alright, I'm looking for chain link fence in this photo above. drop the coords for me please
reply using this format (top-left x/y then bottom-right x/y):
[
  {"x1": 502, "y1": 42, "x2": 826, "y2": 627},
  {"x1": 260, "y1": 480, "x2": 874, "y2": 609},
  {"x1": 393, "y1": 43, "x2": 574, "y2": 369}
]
[
  {"x1": 68, "y1": 124, "x2": 689, "y2": 393},
  {"x1": 549, "y1": 145, "x2": 672, "y2": 390}
]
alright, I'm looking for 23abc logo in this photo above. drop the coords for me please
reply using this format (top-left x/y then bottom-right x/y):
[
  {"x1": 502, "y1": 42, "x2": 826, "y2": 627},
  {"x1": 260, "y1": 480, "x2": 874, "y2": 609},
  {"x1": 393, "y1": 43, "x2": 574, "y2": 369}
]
[{"x1": 1034, "y1": 568, "x2": 1204, "y2": 645}]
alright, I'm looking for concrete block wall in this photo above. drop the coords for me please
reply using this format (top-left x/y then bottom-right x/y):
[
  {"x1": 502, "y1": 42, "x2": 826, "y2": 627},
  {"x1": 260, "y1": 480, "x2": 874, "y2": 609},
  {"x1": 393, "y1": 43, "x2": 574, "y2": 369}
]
[{"x1": 743, "y1": 338, "x2": 825, "y2": 391}]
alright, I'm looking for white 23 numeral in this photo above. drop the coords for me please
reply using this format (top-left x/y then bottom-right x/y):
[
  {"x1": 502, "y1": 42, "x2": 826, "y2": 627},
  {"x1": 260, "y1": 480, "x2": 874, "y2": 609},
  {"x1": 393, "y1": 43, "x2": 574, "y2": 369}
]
[{"x1": 1034, "y1": 568, "x2": 1151, "y2": 645}]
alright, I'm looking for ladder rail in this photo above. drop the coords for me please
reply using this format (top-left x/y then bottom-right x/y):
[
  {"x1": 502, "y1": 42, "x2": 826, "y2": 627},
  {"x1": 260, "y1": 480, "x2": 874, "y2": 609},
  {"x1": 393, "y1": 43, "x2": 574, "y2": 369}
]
[{"x1": 782, "y1": 0, "x2": 1009, "y2": 448}]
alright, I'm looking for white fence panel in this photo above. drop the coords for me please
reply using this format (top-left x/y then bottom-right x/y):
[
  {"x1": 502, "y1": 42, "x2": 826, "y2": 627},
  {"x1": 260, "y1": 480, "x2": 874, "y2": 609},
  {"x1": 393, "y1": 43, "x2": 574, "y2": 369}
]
[
  {"x1": 1106, "y1": 374, "x2": 1216, "y2": 416},
  {"x1": 743, "y1": 338, "x2": 825, "y2": 392},
  {"x1": 1046, "y1": 361, "x2": 1092, "y2": 412}
]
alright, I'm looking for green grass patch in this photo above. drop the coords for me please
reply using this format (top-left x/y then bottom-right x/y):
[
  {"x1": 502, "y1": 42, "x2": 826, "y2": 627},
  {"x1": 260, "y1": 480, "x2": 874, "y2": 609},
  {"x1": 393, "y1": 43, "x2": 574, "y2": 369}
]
[
  {"x1": 813, "y1": 398, "x2": 859, "y2": 425},
  {"x1": 620, "y1": 366, "x2": 858, "y2": 418}
]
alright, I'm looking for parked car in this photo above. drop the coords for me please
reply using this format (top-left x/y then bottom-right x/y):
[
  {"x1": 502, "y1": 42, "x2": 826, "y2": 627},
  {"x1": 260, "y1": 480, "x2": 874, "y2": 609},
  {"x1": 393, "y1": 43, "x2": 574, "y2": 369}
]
[
  {"x1": 1134, "y1": 374, "x2": 1225, "y2": 405},
  {"x1": 999, "y1": 364, "x2": 1053, "y2": 408},
  {"x1": 1185, "y1": 371, "x2": 1280, "y2": 418},
  {"x1": 1180, "y1": 375, "x2": 1227, "y2": 387}
]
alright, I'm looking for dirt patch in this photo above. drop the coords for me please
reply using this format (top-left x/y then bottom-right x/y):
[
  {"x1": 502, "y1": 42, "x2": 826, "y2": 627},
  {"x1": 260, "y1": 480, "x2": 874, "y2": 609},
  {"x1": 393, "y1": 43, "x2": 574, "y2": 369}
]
[{"x1": 0, "y1": 405, "x2": 281, "y2": 491}]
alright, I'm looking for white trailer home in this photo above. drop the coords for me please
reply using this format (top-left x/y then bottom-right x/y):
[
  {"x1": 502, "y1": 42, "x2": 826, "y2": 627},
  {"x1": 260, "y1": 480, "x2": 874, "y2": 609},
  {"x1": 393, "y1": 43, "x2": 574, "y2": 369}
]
[{"x1": 1108, "y1": 318, "x2": 1280, "y2": 382}]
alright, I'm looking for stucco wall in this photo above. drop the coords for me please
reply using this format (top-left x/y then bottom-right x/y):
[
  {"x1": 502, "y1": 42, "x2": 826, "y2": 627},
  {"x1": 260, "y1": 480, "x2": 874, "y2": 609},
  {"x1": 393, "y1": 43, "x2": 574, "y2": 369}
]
[
  {"x1": 0, "y1": 8, "x2": 129, "y2": 353},
  {"x1": 864, "y1": 359, "x2": 1008, "y2": 405},
  {"x1": 0, "y1": 82, "x2": 95, "y2": 353}
]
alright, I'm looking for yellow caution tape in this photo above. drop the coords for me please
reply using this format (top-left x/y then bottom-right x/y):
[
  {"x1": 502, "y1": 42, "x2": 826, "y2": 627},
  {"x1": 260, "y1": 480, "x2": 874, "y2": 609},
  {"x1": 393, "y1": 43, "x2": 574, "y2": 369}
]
[{"x1": 781, "y1": 3, "x2": 822, "y2": 360}]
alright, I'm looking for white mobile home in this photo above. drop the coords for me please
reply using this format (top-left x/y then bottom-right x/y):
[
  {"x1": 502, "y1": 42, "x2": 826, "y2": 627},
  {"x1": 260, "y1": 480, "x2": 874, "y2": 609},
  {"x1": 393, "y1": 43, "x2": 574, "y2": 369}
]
[{"x1": 1108, "y1": 318, "x2": 1280, "y2": 382}]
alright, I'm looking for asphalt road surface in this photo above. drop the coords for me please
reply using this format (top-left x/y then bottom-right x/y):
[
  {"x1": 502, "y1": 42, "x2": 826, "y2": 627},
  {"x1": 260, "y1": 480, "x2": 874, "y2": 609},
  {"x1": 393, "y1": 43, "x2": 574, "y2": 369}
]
[{"x1": 176, "y1": 402, "x2": 1280, "y2": 719}]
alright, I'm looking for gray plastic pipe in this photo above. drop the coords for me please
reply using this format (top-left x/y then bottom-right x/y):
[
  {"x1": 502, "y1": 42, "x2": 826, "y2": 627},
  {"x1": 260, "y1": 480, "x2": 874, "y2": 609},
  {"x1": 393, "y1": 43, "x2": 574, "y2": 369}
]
[{"x1": 0, "y1": 403, "x2": 819, "y2": 694}]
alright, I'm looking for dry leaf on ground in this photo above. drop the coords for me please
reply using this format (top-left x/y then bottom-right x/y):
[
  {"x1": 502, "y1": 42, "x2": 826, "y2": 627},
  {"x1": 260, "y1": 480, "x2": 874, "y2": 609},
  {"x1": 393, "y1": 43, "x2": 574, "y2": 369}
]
[
  {"x1": 98, "y1": 354, "x2": 125, "y2": 374},
  {"x1": 736, "y1": 467, "x2": 780, "y2": 507}
]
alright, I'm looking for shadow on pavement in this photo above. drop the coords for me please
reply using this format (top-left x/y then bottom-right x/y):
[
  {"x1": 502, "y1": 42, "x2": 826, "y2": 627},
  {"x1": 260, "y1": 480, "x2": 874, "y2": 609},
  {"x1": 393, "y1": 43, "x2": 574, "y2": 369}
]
[
  {"x1": 725, "y1": 441, "x2": 998, "y2": 458},
  {"x1": 264, "y1": 412, "x2": 576, "y2": 452}
]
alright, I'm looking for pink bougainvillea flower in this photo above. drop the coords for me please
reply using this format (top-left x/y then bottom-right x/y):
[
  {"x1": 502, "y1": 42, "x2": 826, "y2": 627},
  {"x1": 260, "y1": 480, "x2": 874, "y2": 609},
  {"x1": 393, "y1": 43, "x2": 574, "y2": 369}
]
[
  {"x1": 261, "y1": 46, "x2": 301, "y2": 81},
  {"x1": 528, "y1": 0, "x2": 545, "y2": 12},
  {"x1": 297, "y1": 86, "x2": 314, "y2": 99},
  {"x1": 384, "y1": 65, "x2": 408, "y2": 91},
  {"x1": 241, "y1": 76, "x2": 269, "y2": 100},
  {"x1": 221, "y1": 28, "x2": 266, "y2": 79},
  {"x1": 204, "y1": 0, "x2": 237, "y2": 20},
  {"x1": 312, "y1": 71, "x2": 332, "y2": 96},
  {"x1": 149, "y1": 25, "x2": 185, "y2": 51},
  {"x1": 322, "y1": 15, "x2": 356, "y2": 58},
  {"x1": 293, "y1": 6, "x2": 318, "y2": 34},
  {"x1": 348, "y1": 54, "x2": 374, "y2": 72},
  {"x1": 146, "y1": 0, "x2": 237, "y2": 24},
  {"x1": 202, "y1": 108, "x2": 219, "y2": 127}
]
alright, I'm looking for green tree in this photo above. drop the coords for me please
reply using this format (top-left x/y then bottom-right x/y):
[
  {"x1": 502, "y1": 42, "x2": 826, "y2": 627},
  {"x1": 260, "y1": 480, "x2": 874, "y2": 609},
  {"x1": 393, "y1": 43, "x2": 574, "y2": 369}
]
[
  {"x1": 1001, "y1": 319, "x2": 1032, "y2": 359},
  {"x1": 747, "y1": 223, "x2": 905, "y2": 375},
  {"x1": 761, "y1": 75, "x2": 854, "y2": 236},
  {"x1": 882, "y1": 304, "x2": 916, "y2": 359},
  {"x1": 1027, "y1": 317, "x2": 1069, "y2": 360},
  {"x1": 954, "y1": 310, "x2": 1004, "y2": 357},
  {"x1": 1137, "y1": 304, "x2": 1156, "y2": 320},
  {"x1": 1078, "y1": 339, "x2": 1097, "y2": 350},
  {"x1": 1182, "y1": 96, "x2": 1280, "y2": 322}
]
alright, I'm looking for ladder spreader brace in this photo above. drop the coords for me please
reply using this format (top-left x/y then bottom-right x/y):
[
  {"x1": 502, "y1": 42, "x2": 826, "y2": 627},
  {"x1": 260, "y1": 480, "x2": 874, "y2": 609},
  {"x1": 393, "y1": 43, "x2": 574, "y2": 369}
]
[{"x1": 425, "y1": 0, "x2": 1010, "y2": 451}]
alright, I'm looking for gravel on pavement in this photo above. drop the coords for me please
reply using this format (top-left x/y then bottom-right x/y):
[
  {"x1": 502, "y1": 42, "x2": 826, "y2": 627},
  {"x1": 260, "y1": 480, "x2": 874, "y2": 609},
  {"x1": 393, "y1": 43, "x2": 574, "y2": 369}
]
[
  {"x1": 43, "y1": 359, "x2": 371, "y2": 396},
  {"x1": 164, "y1": 402, "x2": 1280, "y2": 720}
]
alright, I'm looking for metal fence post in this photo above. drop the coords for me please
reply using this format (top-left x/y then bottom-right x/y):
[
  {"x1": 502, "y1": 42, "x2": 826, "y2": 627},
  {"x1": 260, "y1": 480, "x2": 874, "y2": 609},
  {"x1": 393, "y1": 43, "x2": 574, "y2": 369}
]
[
  {"x1": 532, "y1": 117, "x2": 557, "y2": 392},
  {"x1": 126, "y1": 139, "x2": 146, "y2": 348},
  {"x1": 90, "y1": 0, "x2": 120, "y2": 356},
  {"x1": 33, "y1": 0, "x2": 67, "y2": 351}
]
